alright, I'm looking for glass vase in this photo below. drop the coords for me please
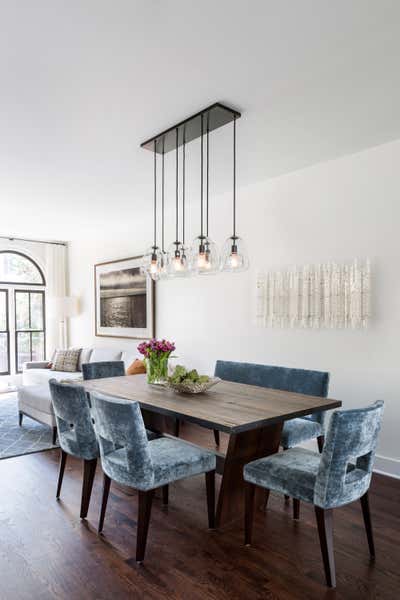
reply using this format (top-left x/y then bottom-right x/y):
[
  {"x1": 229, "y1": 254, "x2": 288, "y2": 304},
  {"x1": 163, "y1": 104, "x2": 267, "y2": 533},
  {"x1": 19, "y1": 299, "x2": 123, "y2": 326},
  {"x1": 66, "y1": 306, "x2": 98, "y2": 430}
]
[{"x1": 146, "y1": 354, "x2": 169, "y2": 385}]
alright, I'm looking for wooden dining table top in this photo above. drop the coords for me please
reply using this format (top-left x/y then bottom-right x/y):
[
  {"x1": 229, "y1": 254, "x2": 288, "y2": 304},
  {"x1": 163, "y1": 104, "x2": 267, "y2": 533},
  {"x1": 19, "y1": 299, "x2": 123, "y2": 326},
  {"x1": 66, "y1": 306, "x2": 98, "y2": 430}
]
[{"x1": 82, "y1": 374, "x2": 342, "y2": 434}]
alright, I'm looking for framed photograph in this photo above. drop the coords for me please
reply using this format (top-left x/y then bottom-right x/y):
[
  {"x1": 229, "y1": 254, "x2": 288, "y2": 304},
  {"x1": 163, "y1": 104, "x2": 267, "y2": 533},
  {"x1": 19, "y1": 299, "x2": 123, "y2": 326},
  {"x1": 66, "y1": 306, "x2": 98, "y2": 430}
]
[{"x1": 94, "y1": 256, "x2": 155, "y2": 339}]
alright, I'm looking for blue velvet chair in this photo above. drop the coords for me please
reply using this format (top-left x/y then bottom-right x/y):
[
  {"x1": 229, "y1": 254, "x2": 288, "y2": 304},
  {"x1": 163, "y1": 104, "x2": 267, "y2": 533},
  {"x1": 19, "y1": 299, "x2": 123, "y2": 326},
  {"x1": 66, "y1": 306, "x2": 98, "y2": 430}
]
[
  {"x1": 90, "y1": 391, "x2": 216, "y2": 562},
  {"x1": 244, "y1": 401, "x2": 384, "y2": 588},
  {"x1": 82, "y1": 360, "x2": 158, "y2": 441},
  {"x1": 214, "y1": 360, "x2": 330, "y2": 451},
  {"x1": 81, "y1": 360, "x2": 125, "y2": 380},
  {"x1": 49, "y1": 379, "x2": 99, "y2": 519}
]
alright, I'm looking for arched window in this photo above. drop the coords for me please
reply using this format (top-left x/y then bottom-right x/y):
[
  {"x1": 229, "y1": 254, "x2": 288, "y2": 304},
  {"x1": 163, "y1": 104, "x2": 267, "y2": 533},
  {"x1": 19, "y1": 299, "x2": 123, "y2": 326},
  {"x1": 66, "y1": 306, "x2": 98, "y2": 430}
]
[
  {"x1": 0, "y1": 251, "x2": 45, "y2": 286},
  {"x1": 0, "y1": 251, "x2": 46, "y2": 375}
]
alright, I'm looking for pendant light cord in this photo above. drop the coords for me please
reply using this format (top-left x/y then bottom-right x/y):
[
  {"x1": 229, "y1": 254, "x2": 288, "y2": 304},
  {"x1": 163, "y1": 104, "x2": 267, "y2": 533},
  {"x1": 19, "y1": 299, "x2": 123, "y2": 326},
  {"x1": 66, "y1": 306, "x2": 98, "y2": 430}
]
[
  {"x1": 200, "y1": 114, "x2": 204, "y2": 238},
  {"x1": 206, "y1": 119, "x2": 209, "y2": 237},
  {"x1": 182, "y1": 127, "x2": 186, "y2": 245},
  {"x1": 153, "y1": 139, "x2": 157, "y2": 248},
  {"x1": 175, "y1": 127, "x2": 179, "y2": 244},
  {"x1": 233, "y1": 114, "x2": 236, "y2": 239},
  {"x1": 162, "y1": 139, "x2": 165, "y2": 252}
]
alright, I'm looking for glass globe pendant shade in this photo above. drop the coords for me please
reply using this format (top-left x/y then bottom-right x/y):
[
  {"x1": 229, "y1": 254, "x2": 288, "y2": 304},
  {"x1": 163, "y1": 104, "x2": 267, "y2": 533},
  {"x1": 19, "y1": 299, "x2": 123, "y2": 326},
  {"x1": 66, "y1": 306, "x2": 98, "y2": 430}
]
[
  {"x1": 220, "y1": 236, "x2": 249, "y2": 272},
  {"x1": 190, "y1": 235, "x2": 219, "y2": 275},
  {"x1": 167, "y1": 241, "x2": 191, "y2": 277},
  {"x1": 141, "y1": 246, "x2": 165, "y2": 281}
]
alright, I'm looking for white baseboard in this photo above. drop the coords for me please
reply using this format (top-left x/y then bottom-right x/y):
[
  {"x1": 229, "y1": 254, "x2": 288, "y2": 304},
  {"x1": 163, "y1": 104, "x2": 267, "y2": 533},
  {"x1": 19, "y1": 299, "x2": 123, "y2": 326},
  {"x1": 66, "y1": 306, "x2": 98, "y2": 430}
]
[{"x1": 373, "y1": 454, "x2": 400, "y2": 479}]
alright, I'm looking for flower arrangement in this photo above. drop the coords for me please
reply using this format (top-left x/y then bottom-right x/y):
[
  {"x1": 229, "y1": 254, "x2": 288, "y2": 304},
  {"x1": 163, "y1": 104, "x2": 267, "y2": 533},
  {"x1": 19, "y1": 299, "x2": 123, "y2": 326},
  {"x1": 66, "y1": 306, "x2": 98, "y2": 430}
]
[{"x1": 138, "y1": 338, "x2": 176, "y2": 384}]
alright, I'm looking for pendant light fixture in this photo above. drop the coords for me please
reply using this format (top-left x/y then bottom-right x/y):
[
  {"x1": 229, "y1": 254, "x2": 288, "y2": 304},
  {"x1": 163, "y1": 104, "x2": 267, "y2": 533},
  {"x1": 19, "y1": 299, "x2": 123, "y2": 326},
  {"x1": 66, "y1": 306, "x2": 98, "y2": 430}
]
[
  {"x1": 220, "y1": 114, "x2": 249, "y2": 272},
  {"x1": 140, "y1": 102, "x2": 246, "y2": 281},
  {"x1": 158, "y1": 139, "x2": 169, "y2": 278},
  {"x1": 167, "y1": 128, "x2": 190, "y2": 276},
  {"x1": 142, "y1": 140, "x2": 164, "y2": 280},
  {"x1": 190, "y1": 114, "x2": 219, "y2": 275}
]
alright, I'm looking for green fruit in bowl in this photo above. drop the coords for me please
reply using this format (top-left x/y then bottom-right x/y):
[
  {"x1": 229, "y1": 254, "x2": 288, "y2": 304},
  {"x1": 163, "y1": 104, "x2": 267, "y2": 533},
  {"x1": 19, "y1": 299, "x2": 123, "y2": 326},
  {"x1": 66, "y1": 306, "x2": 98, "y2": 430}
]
[{"x1": 168, "y1": 365, "x2": 210, "y2": 385}]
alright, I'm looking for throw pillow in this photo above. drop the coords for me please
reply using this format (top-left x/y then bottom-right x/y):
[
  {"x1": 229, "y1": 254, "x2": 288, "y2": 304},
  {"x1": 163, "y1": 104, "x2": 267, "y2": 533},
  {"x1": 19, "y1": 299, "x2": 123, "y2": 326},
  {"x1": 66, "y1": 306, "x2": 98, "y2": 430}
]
[
  {"x1": 126, "y1": 359, "x2": 146, "y2": 375},
  {"x1": 51, "y1": 349, "x2": 82, "y2": 373}
]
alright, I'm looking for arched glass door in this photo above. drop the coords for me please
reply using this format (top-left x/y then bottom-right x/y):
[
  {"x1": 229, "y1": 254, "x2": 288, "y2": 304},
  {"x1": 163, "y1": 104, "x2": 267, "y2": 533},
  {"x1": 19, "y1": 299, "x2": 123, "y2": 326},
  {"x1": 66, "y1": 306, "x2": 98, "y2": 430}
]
[{"x1": 0, "y1": 252, "x2": 46, "y2": 374}]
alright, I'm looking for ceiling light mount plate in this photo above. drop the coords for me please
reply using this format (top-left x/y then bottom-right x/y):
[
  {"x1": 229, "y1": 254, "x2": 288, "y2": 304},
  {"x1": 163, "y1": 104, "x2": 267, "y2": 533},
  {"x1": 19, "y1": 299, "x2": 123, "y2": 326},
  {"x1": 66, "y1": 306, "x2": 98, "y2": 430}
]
[{"x1": 140, "y1": 102, "x2": 241, "y2": 154}]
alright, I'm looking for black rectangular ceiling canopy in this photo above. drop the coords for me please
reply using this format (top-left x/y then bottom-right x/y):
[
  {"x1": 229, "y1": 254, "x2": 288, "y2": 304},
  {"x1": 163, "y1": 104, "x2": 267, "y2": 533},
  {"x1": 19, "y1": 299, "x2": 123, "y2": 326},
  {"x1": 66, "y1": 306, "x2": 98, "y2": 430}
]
[{"x1": 140, "y1": 102, "x2": 241, "y2": 154}]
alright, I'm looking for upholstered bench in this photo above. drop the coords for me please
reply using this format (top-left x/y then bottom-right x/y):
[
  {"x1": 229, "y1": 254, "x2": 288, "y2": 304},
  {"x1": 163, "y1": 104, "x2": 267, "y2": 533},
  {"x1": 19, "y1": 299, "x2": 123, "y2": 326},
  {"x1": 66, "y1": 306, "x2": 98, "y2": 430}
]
[{"x1": 17, "y1": 385, "x2": 58, "y2": 445}]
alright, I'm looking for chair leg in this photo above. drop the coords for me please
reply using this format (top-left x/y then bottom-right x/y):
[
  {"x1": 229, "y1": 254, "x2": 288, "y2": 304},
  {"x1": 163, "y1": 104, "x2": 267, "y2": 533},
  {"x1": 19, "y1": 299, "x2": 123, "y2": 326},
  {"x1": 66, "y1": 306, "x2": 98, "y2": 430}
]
[
  {"x1": 80, "y1": 458, "x2": 97, "y2": 519},
  {"x1": 213, "y1": 429, "x2": 220, "y2": 446},
  {"x1": 317, "y1": 435, "x2": 325, "y2": 453},
  {"x1": 52, "y1": 427, "x2": 58, "y2": 445},
  {"x1": 98, "y1": 473, "x2": 111, "y2": 533},
  {"x1": 56, "y1": 450, "x2": 67, "y2": 499},
  {"x1": 293, "y1": 498, "x2": 300, "y2": 520},
  {"x1": 205, "y1": 470, "x2": 215, "y2": 529},
  {"x1": 360, "y1": 492, "x2": 375, "y2": 557},
  {"x1": 162, "y1": 484, "x2": 169, "y2": 506},
  {"x1": 174, "y1": 419, "x2": 180, "y2": 437},
  {"x1": 18, "y1": 411, "x2": 23, "y2": 426},
  {"x1": 136, "y1": 490, "x2": 154, "y2": 563},
  {"x1": 314, "y1": 506, "x2": 336, "y2": 588},
  {"x1": 264, "y1": 488, "x2": 270, "y2": 511},
  {"x1": 245, "y1": 482, "x2": 256, "y2": 545}
]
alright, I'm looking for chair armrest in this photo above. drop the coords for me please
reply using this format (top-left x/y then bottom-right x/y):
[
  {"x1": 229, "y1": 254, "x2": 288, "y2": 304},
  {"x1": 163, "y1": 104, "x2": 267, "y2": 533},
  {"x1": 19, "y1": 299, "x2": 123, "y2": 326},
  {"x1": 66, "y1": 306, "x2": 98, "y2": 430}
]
[{"x1": 23, "y1": 361, "x2": 51, "y2": 370}]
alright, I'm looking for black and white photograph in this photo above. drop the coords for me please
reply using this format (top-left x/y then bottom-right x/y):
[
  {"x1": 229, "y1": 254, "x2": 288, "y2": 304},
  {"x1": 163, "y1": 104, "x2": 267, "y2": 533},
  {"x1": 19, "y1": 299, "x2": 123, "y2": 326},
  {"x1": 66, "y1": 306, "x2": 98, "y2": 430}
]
[{"x1": 95, "y1": 256, "x2": 154, "y2": 339}]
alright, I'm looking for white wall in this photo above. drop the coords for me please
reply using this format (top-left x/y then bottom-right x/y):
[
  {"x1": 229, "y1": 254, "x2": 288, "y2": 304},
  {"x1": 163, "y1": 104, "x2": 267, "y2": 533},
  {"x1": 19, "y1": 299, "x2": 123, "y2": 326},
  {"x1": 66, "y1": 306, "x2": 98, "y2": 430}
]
[{"x1": 68, "y1": 138, "x2": 400, "y2": 477}]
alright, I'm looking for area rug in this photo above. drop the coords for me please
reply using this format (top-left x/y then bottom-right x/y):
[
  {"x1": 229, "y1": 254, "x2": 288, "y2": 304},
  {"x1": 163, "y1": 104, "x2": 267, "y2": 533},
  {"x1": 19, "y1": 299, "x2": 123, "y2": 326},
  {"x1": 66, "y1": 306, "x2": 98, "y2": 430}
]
[{"x1": 0, "y1": 393, "x2": 59, "y2": 459}]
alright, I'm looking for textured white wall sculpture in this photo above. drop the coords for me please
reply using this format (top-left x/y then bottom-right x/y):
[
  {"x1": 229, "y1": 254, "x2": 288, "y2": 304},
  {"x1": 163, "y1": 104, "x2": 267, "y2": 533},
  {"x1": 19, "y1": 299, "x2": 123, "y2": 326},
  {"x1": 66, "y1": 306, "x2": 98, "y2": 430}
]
[{"x1": 256, "y1": 260, "x2": 371, "y2": 328}]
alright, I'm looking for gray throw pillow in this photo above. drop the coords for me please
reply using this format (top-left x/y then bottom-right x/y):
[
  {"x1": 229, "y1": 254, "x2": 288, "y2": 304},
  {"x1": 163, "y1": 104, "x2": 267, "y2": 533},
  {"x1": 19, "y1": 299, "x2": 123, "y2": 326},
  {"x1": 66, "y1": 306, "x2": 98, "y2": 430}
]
[{"x1": 51, "y1": 349, "x2": 82, "y2": 372}]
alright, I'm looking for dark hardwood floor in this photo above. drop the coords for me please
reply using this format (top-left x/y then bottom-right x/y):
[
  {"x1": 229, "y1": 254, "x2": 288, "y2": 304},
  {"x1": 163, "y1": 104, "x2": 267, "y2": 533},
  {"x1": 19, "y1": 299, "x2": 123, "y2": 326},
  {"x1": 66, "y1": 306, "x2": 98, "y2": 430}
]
[{"x1": 0, "y1": 423, "x2": 399, "y2": 599}]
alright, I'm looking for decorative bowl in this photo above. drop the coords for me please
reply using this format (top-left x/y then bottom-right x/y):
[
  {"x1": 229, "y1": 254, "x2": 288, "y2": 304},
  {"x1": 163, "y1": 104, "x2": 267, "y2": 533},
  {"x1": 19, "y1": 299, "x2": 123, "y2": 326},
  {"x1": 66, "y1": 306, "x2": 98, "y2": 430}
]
[{"x1": 166, "y1": 377, "x2": 221, "y2": 395}]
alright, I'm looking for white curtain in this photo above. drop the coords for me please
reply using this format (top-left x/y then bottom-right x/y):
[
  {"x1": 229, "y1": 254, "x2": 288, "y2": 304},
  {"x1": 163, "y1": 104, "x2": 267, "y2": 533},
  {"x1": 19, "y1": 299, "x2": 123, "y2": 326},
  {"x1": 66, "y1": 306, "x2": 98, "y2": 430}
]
[{"x1": 45, "y1": 244, "x2": 67, "y2": 356}]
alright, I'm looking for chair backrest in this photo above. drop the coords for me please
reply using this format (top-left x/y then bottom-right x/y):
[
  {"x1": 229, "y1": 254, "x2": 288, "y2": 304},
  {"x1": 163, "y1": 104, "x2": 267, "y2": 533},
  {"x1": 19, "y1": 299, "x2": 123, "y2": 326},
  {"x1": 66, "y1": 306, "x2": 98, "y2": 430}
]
[
  {"x1": 90, "y1": 391, "x2": 154, "y2": 490},
  {"x1": 49, "y1": 379, "x2": 99, "y2": 460},
  {"x1": 314, "y1": 401, "x2": 384, "y2": 509},
  {"x1": 82, "y1": 360, "x2": 125, "y2": 381},
  {"x1": 215, "y1": 360, "x2": 329, "y2": 424}
]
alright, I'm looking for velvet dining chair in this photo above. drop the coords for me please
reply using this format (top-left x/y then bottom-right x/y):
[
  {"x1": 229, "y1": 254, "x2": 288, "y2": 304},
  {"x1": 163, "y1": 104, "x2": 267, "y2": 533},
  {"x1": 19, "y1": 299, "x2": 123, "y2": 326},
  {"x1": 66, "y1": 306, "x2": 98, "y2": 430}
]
[
  {"x1": 49, "y1": 379, "x2": 99, "y2": 519},
  {"x1": 90, "y1": 391, "x2": 216, "y2": 563},
  {"x1": 243, "y1": 401, "x2": 384, "y2": 588},
  {"x1": 81, "y1": 360, "x2": 125, "y2": 380},
  {"x1": 82, "y1": 359, "x2": 159, "y2": 441}
]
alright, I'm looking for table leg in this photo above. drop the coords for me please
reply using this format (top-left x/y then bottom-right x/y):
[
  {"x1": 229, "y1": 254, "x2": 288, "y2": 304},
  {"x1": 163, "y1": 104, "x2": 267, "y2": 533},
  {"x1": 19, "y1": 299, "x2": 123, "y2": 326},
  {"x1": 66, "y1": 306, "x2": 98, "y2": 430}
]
[
  {"x1": 141, "y1": 409, "x2": 177, "y2": 436},
  {"x1": 216, "y1": 422, "x2": 283, "y2": 528}
]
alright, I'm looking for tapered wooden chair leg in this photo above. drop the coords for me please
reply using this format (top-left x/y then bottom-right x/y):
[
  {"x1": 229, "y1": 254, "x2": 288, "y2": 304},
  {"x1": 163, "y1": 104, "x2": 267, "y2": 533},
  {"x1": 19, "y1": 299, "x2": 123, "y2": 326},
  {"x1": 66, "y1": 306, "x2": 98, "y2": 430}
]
[
  {"x1": 315, "y1": 506, "x2": 336, "y2": 588},
  {"x1": 56, "y1": 450, "x2": 67, "y2": 499},
  {"x1": 18, "y1": 411, "x2": 23, "y2": 426},
  {"x1": 80, "y1": 458, "x2": 97, "y2": 519},
  {"x1": 213, "y1": 429, "x2": 220, "y2": 446},
  {"x1": 98, "y1": 473, "x2": 111, "y2": 533},
  {"x1": 293, "y1": 498, "x2": 300, "y2": 520},
  {"x1": 205, "y1": 470, "x2": 215, "y2": 529},
  {"x1": 245, "y1": 482, "x2": 256, "y2": 545},
  {"x1": 52, "y1": 427, "x2": 58, "y2": 445},
  {"x1": 360, "y1": 492, "x2": 375, "y2": 557},
  {"x1": 317, "y1": 435, "x2": 325, "y2": 453},
  {"x1": 136, "y1": 490, "x2": 154, "y2": 563},
  {"x1": 264, "y1": 489, "x2": 270, "y2": 511},
  {"x1": 162, "y1": 484, "x2": 169, "y2": 506}
]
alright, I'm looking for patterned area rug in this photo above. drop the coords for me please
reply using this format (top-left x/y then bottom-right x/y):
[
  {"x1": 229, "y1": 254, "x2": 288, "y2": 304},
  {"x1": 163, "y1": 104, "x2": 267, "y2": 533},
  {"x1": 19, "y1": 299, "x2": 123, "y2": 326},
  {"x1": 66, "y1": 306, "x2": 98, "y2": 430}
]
[{"x1": 0, "y1": 393, "x2": 59, "y2": 459}]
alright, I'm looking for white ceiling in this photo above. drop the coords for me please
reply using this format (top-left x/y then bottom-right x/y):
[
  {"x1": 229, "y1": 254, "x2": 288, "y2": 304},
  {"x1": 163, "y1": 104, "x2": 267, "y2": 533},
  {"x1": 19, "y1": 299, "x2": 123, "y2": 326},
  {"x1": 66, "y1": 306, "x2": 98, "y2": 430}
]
[{"x1": 1, "y1": 0, "x2": 400, "y2": 242}]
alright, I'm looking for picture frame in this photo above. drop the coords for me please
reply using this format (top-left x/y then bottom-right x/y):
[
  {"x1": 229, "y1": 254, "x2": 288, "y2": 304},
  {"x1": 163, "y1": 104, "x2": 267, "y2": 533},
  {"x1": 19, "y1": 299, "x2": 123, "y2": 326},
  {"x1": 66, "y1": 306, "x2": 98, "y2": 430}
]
[{"x1": 94, "y1": 255, "x2": 155, "y2": 339}]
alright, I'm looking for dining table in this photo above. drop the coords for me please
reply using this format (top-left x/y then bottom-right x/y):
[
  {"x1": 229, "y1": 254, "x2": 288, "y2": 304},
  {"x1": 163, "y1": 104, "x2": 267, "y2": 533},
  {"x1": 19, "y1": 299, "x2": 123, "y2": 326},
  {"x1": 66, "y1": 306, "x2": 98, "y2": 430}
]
[{"x1": 82, "y1": 374, "x2": 341, "y2": 528}]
